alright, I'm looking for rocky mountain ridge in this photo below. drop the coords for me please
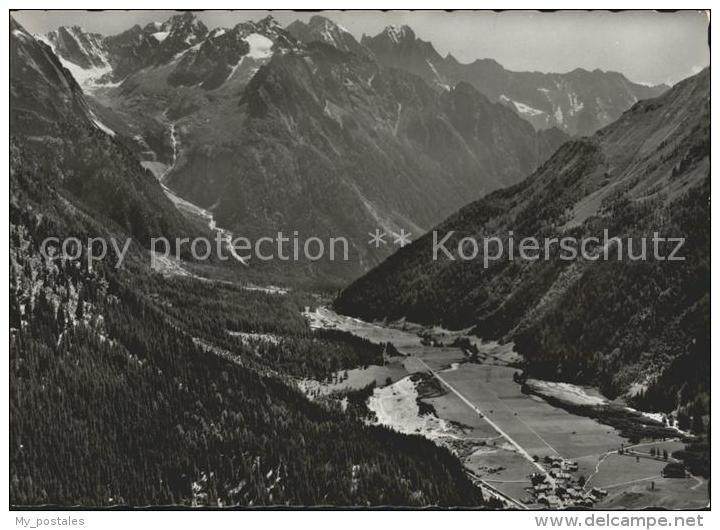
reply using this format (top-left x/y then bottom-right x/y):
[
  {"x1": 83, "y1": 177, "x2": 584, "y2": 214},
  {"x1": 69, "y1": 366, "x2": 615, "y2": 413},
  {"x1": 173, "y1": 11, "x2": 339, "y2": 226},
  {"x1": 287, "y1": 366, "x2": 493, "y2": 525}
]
[
  {"x1": 42, "y1": 12, "x2": 568, "y2": 284},
  {"x1": 361, "y1": 23, "x2": 669, "y2": 136}
]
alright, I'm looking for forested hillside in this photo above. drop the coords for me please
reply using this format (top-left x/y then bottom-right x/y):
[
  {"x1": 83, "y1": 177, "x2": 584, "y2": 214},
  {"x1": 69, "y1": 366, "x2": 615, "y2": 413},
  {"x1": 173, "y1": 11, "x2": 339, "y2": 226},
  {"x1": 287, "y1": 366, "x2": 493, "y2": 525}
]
[
  {"x1": 335, "y1": 70, "x2": 710, "y2": 420},
  {"x1": 9, "y1": 122, "x2": 490, "y2": 508},
  {"x1": 9, "y1": 19, "x2": 490, "y2": 507}
]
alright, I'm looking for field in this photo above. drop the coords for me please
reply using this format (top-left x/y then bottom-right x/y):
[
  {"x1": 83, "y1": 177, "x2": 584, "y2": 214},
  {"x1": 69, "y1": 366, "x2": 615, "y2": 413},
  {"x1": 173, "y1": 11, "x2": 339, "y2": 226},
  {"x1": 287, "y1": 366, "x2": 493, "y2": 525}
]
[
  {"x1": 437, "y1": 364, "x2": 626, "y2": 460},
  {"x1": 598, "y1": 476, "x2": 708, "y2": 510},
  {"x1": 304, "y1": 307, "x2": 709, "y2": 509},
  {"x1": 587, "y1": 453, "x2": 664, "y2": 489},
  {"x1": 465, "y1": 445, "x2": 540, "y2": 503},
  {"x1": 424, "y1": 386, "x2": 500, "y2": 441}
]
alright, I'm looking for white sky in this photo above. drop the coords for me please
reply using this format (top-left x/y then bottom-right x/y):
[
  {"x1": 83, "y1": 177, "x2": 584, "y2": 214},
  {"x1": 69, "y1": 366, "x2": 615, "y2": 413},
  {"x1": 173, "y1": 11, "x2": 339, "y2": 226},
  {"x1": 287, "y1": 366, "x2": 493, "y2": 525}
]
[{"x1": 13, "y1": 10, "x2": 709, "y2": 86}]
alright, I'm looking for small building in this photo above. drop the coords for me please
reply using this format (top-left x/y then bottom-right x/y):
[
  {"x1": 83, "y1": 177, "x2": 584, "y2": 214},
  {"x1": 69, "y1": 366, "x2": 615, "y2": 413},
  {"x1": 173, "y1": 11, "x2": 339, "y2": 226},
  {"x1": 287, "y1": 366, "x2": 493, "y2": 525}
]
[
  {"x1": 546, "y1": 495, "x2": 561, "y2": 508},
  {"x1": 566, "y1": 487, "x2": 582, "y2": 499},
  {"x1": 550, "y1": 469, "x2": 571, "y2": 480},
  {"x1": 591, "y1": 487, "x2": 608, "y2": 498},
  {"x1": 562, "y1": 461, "x2": 579, "y2": 471}
]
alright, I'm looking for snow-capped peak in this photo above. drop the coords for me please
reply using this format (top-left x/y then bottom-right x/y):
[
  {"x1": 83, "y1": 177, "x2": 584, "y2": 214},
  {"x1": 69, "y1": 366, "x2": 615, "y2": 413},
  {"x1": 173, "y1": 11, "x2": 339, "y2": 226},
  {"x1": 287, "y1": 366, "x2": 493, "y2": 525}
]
[
  {"x1": 164, "y1": 12, "x2": 208, "y2": 42},
  {"x1": 383, "y1": 24, "x2": 414, "y2": 44},
  {"x1": 44, "y1": 24, "x2": 113, "y2": 88}
]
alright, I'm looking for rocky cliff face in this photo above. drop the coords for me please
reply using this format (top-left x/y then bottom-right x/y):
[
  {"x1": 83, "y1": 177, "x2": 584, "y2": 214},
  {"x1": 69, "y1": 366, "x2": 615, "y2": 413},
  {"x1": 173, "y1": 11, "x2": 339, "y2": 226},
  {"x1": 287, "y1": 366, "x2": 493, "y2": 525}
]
[
  {"x1": 47, "y1": 25, "x2": 108, "y2": 69},
  {"x1": 286, "y1": 15, "x2": 367, "y2": 56}
]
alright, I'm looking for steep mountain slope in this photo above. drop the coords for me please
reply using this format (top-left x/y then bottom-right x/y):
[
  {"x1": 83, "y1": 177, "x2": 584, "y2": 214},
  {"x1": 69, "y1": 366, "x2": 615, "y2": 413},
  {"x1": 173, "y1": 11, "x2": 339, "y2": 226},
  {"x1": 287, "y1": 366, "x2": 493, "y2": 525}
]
[
  {"x1": 10, "y1": 18, "x2": 197, "y2": 247},
  {"x1": 10, "y1": 19, "x2": 490, "y2": 507},
  {"x1": 65, "y1": 13, "x2": 565, "y2": 283},
  {"x1": 51, "y1": 12, "x2": 209, "y2": 85},
  {"x1": 166, "y1": 16, "x2": 298, "y2": 90},
  {"x1": 160, "y1": 41, "x2": 566, "y2": 281},
  {"x1": 10, "y1": 143, "x2": 486, "y2": 507},
  {"x1": 43, "y1": 13, "x2": 291, "y2": 94},
  {"x1": 361, "y1": 25, "x2": 450, "y2": 87},
  {"x1": 47, "y1": 25, "x2": 107, "y2": 68},
  {"x1": 335, "y1": 69, "x2": 709, "y2": 412},
  {"x1": 363, "y1": 25, "x2": 668, "y2": 136},
  {"x1": 287, "y1": 15, "x2": 371, "y2": 56},
  {"x1": 44, "y1": 14, "x2": 304, "y2": 175},
  {"x1": 80, "y1": 16, "x2": 298, "y2": 176}
]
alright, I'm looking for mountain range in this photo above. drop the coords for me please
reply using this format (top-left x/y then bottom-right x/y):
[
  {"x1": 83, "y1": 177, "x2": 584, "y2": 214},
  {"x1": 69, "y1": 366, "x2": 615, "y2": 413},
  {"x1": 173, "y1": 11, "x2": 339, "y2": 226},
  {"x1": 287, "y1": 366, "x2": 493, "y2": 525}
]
[
  {"x1": 34, "y1": 12, "x2": 669, "y2": 283},
  {"x1": 361, "y1": 24, "x2": 669, "y2": 136}
]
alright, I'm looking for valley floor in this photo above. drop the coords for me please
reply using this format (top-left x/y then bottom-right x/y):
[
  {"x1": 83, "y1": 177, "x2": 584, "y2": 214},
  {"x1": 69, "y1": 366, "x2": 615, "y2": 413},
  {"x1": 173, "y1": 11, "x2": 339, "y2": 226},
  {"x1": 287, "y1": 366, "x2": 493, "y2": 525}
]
[{"x1": 302, "y1": 307, "x2": 709, "y2": 510}]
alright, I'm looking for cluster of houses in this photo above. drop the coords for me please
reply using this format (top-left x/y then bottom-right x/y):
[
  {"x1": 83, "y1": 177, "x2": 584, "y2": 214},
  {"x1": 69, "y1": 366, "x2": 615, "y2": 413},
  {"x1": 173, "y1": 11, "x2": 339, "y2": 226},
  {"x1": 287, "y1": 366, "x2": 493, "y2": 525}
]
[{"x1": 529, "y1": 456, "x2": 608, "y2": 508}]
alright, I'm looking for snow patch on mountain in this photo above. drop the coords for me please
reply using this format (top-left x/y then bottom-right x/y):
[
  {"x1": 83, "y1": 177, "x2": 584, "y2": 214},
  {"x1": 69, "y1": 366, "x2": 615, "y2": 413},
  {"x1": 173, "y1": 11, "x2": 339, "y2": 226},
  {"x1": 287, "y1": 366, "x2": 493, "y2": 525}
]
[
  {"x1": 323, "y1": 100, "x2": 345, "y2": 127},
  {"x1": 152, "y1": 31, "x2": 169, "y2": 42},
  {"x1": 13, "y1": 29, "x2": 33, "y2": 42},
  {"x1": 89, "y1": 111, "x2": 116, "y2": 137},
  {"x1": 425, "y1": 59, "x2": 450, "y2": 90},
  {"x1": 56, "y1": 56, "x2": 113, "y2": 91},
  {"x1": 68, "y1": 26, "x2": 108, "y2": 64},
  {"x1": 39, "y1": 28, "x2": 116, "y2": 91},
  {"x1": 34, "y1": 33, "x2": 53, "y2": 48},
  {"x1": 568, "y1": 92, "x2": 584, "y2": 115},
  {"x1": 316, "y1": 19, "x2": 342, "y2": 47},
  {"x1": 384, "y1": 25, "x2": 409, "y2": 44},
  {"x1": 244, "y1": 33, "x2": 273, "y2": 59},
  {"x1": 514, "y1": 101, "x2": 545, "y2": 117},
  {"x1": 500, "y1": 95, "x2": 546, "y2": 118},
  {"x1": 227, "y1": 56, "x2": 245, "y2": 80}
]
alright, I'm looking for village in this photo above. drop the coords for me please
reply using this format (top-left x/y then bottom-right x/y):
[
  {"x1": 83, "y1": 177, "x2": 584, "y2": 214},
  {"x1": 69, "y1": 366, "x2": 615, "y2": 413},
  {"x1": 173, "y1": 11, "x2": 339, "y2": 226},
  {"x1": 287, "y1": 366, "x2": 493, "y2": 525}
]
[{"x1": 529, "y1": 456, "x2": 607, "y2": 509}]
